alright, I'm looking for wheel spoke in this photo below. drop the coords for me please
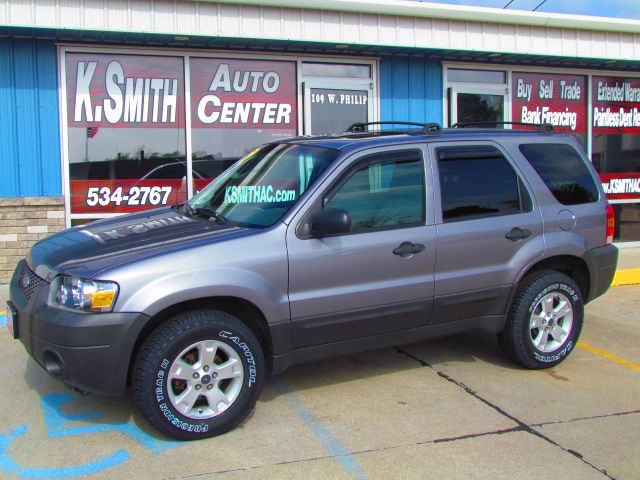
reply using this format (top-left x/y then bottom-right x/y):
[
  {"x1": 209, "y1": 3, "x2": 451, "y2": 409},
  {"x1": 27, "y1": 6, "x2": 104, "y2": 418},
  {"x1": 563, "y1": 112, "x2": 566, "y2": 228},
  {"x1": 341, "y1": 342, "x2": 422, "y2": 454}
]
[
  {"x1": 541, "y1": 296, "x2": 555, "y2": 314},
  {"x1": 168, "y1": 359, "x2": 197, "y2": 381},
  {"x1": 550, "y1": 324, "x2": 568, "y2": 342},
  {"x1": 205, "y1": 387, "x2": 229, "y2": 413},
  {"x1": 553, "y1": 301, "x2": 572, "y2": 319},
  {"x1": 198, "y1": 341, "x2": 219, "y2": 368},
  {"x1": 215, "y1": 358, "x2": 242, "y2": 380},
  {"x1": 174, "y1": 385, "x2": 200, "y2": 416},
  {"x1": 534, "y1": 329, "x2": 550, "y2": 350},
  {"x1": 530, "y1": 314, "x2": 545, "y2": 329}
]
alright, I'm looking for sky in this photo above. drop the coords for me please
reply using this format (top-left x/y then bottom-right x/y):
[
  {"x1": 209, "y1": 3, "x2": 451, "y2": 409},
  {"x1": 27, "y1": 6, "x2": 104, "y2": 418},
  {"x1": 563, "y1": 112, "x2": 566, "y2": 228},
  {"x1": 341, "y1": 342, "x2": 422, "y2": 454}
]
[{"x1": 417, "y1": 0, "x2": 640, "y2": 19}]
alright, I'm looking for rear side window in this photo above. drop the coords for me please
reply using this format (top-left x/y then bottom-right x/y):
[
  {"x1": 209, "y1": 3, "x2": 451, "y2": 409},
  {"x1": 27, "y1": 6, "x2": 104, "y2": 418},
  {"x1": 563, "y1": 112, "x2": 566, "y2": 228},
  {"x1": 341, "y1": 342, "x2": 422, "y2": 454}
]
[
  {"x1": 519, "y1": 143, "x2": 599, "y2": 205},
  {"x1": 438, "y1": 146, "x2": 532, "y2": 222}
]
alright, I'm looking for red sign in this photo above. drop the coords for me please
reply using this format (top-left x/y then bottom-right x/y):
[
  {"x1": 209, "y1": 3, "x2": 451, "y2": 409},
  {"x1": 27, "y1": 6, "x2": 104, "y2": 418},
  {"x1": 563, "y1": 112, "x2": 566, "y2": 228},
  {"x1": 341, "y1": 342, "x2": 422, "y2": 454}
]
[
  {"x1": 70, "y1": 179, "x2": 188, "y2": 214},
  {"x1": 512, "y1": 72, "x2": 587, "y2": 134},
  {"x1": 190, "y1": 58, "x2": 296, "y2": 129},
  {"x1": 66, "y1": 53, "x2": 185, "y2": 129},
  {"x1": 592, "y1": 76, "x2": 640, "y2": 134},
  {"x1": 600, "y1": 173, "x2": 640, "y2": 200}
]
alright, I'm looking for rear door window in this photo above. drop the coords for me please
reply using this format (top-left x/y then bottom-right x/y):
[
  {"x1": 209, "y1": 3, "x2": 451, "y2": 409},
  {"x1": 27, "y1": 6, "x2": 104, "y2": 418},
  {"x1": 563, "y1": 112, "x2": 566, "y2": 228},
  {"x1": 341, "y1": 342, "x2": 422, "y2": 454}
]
[
  {"x1": 519, "y1": 143, "x2": 599, "y2": 205},
  {"x1": 437, "y1": 146, "x2": 532, "y2": 222}
]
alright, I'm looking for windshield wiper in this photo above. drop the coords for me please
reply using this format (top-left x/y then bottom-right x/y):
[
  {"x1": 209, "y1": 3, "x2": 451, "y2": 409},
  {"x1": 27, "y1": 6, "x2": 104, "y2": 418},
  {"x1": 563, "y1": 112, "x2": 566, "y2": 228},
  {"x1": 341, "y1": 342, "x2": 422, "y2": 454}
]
[
  {"x1": 173, "y1": 202, "x2": 196, "y2": 217},
  {"x1": 191, "y1": 207, "x2": 226, "y2": 224}
]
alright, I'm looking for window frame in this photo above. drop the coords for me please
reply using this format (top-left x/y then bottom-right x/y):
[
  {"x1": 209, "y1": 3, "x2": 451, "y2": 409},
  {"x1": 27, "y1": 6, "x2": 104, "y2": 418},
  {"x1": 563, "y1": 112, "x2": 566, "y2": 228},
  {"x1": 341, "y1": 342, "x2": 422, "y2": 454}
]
[
  {"x1": 431, "y1": 142, "x2": 535, "y2": 224},
  {"x1": 296, "y1": 148, "x2": 427, "y2": 239}
]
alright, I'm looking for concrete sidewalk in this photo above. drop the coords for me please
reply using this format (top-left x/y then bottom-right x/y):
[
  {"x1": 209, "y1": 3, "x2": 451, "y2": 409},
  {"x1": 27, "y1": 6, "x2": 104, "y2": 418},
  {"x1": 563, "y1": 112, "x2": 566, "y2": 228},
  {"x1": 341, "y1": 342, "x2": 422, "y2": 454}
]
[{"x1": 0, "y1": 283, "x2": 638, "y2": 479}]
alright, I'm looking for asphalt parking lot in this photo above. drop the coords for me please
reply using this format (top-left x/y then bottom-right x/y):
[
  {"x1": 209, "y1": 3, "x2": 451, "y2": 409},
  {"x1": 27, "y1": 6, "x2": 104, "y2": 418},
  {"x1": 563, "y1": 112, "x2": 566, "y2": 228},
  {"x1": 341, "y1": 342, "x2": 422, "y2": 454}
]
[{"x1": 0, "y1": 284, "x2": 638, "y2": 479}]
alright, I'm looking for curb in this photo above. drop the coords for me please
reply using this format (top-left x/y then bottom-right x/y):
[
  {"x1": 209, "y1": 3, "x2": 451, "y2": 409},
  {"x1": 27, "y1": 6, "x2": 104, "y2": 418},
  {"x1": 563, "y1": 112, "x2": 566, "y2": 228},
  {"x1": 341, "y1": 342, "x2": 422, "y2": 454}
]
[{"x1": 611, "y1": 268, "x2": 640, "y2": 287}]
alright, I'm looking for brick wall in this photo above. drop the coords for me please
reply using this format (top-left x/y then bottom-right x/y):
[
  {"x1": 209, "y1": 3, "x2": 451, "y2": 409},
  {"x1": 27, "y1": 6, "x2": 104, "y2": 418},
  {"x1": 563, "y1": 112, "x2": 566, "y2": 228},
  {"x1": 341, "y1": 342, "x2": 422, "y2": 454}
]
[{"x1": 0, "y1": 197, "x2": 65, "y2": 284}]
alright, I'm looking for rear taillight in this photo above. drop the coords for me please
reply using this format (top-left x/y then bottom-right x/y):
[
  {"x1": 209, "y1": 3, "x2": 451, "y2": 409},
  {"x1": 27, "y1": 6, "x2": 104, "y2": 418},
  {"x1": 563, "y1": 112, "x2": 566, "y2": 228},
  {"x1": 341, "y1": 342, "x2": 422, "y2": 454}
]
[{"x1": 606, "y1": 204, "x2": 615, "y2": 245}]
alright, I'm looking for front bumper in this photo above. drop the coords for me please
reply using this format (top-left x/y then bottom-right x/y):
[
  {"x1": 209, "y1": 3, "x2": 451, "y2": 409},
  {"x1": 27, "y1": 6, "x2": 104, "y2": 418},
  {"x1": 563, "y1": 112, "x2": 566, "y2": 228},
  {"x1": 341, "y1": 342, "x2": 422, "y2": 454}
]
[{"x1": 9, "y1": 260, "x2": 150, "y2": 395}]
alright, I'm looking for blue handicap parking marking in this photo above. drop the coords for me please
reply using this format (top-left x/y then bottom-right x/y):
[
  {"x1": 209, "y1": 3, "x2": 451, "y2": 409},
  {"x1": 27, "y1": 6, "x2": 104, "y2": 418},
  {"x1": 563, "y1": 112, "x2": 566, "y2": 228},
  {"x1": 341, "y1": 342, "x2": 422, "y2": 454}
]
[
  {"x1": 0, "y1": 392, "x2": 181, "y2": 478},
  {"x1": 0, "y1": 425, "x2": 130, "y2": 479},
  {"x1": 41, "y1": 393, "x2": 179, "y2": 455}
]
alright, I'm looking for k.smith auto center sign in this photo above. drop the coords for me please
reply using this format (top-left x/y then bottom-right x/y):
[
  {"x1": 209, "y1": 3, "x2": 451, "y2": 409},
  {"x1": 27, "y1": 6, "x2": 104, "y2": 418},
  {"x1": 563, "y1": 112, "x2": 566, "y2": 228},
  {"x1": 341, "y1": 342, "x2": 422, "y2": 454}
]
[
  {"x1": 190, "y1": 58, "x2": 296, "y2": 128},
  {"x1": 68, "y1": 54, "x2": 296, "y2": 130}
]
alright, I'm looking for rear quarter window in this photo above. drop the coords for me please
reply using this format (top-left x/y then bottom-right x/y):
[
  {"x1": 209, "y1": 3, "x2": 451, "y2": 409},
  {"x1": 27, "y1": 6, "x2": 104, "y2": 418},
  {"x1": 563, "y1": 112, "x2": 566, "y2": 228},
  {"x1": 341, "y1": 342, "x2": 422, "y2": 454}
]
[{"x1": 519, "y1": 143, "x2": 599, "y2": 205}]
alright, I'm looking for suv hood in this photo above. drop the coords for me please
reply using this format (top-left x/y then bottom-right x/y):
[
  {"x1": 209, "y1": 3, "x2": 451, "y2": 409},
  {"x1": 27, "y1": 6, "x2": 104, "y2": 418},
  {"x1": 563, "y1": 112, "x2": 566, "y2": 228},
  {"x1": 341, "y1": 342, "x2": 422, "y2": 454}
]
[{"x1": 28, "y1": 207, "x2": 252, "y2": 281}]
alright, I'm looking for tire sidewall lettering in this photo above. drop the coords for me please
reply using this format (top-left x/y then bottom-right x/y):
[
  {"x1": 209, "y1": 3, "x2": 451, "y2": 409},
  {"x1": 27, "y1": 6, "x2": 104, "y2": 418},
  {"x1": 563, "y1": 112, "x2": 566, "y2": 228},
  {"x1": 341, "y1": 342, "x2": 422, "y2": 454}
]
[
  {"x1": 528, "y1": 282, "x2": 578, "y2": 315},
  {"x1": 154, "y1": 357, "x2": 209, "y2": 433},
  {"x1": 219, "y1": 330, "x2": 257, "y2": 388},
  {"x1": 533, "y1": 340, "x2": 574, "y2": 363}
]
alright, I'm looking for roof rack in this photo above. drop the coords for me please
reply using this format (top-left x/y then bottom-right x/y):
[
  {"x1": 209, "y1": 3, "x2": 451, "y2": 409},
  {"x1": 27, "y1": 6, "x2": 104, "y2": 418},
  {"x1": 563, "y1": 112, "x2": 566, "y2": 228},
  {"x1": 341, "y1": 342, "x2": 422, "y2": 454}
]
[
  {"x1": 346, "y1": 121, "x2": 442, "y2": 134},
  {"x1": 451, "y1": 121, "x2": 555, "y2": 132}
]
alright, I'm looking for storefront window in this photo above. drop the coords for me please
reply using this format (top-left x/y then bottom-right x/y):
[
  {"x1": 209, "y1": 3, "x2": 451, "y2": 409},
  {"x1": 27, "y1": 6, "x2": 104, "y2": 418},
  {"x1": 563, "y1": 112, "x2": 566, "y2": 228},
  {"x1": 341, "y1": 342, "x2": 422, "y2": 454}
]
[
  {"x1": 446, "y1": 68, "x2": 508, "y2": 127},
  {"x1": 592, "y1": 76, "x2": 640, "y2": 242},
  {"x1": 511, "y1": 72, "x2": 587, "y2": 148},
  {"x1": 65, "y1": 53, "x2": 187, "y2": 215},
  {"x1": 189, "y1": 58, "x2": 298, "y2": 192},
  {"x1": 448, "y1": 69, "x2": 506, "y2": 84},
  {"x1": 301, "y1": 62, "x2": 371, "y2": 79}
]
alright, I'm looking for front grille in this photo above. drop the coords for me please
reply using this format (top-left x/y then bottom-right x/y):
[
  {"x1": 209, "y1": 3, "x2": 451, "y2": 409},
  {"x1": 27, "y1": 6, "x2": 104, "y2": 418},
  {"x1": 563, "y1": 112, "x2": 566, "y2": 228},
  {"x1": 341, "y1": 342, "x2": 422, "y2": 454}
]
[{"x1": 17, "y1": 262, "x2": 45, "y2": 300}]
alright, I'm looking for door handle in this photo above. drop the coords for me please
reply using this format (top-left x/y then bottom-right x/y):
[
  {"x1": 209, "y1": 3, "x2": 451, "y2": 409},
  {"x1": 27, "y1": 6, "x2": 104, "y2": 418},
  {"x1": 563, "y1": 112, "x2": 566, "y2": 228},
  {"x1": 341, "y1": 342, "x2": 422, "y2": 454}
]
[
  {"x1": 505, "y1": 227, "x2": 532, "y2": 241},
  {"x1": 393, "y1": 241, "x2": 425, "y2": 257}
]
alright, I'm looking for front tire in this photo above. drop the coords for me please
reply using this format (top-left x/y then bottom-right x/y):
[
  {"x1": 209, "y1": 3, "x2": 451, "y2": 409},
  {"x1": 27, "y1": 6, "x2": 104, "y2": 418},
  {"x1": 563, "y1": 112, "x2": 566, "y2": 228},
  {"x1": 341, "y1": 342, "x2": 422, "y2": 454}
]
[
  {"x1": 499, "y1": 271, "x2": 583, "y2": 369},
  {"x1": 132, "y1": 310, "x2": 265, "y2": 440}
]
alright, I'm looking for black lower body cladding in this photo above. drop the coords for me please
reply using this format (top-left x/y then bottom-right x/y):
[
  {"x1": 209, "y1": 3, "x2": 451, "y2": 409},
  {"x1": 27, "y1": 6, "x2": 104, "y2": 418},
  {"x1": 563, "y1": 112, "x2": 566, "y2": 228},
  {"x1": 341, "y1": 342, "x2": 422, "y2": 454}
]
[
  {"x1": 583, "y1": 244, "x2": 618, "y2": 302},
  {"x1": 9, "y1": 261, "x2": 150, "y2": 395}
]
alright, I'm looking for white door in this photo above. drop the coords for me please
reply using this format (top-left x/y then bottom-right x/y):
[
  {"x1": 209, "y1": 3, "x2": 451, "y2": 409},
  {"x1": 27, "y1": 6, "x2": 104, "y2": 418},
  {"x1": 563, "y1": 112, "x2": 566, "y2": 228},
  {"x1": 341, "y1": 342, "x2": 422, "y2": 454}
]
[{"x1": 449, "y1": 86, "x2": 509, "y2": 128}]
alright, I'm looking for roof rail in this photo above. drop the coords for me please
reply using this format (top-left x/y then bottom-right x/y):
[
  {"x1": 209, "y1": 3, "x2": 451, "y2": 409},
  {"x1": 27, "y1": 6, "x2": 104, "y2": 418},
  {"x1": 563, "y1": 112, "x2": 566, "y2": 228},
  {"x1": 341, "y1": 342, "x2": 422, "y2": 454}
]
[
  {"x1": 346, "y1": 121, "x2": 442, "y2": 134},
  {"x1": 451, "y1": 121, "x2": 555, "y2": 132}
]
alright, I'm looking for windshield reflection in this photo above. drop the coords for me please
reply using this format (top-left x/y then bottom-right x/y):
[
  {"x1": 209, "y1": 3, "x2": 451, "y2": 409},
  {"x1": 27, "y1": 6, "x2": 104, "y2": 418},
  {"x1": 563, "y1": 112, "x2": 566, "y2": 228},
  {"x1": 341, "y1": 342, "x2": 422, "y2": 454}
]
[{"x1": 187, "y1": 143, "x2": 339, "y2": 227}]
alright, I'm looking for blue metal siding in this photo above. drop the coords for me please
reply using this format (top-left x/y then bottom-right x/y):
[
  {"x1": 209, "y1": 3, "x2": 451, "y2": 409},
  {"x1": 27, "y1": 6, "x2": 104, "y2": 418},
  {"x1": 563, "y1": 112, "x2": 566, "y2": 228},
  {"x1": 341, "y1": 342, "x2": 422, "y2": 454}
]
[
  {"x1": 0, "y1": 39, "x2": 61, "y2": 197},
  {"x1": 380, "y1": 57, "x2": 443, "y2": 127}
]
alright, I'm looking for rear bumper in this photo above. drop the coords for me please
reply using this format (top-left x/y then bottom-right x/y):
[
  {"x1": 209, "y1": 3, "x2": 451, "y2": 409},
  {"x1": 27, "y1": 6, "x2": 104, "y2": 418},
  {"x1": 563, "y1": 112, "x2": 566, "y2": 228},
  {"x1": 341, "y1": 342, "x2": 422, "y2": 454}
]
[
  {"x1": 9, "y1": 260, "x2": 150, "y2": 395},
  {"x1": 583, "y1": 244, "x2": 618, "y2": 303}
]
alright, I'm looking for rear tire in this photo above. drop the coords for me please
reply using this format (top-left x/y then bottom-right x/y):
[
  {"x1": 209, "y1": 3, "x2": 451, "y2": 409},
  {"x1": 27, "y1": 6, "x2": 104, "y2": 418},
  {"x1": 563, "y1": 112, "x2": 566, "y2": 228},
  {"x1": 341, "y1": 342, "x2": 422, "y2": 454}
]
[
  {"x1": 499, "y1": 271, "x2": 583, "y2": 369},
  {"x1": 132, "y1": 310, "x2": 265, "y2": 440}
]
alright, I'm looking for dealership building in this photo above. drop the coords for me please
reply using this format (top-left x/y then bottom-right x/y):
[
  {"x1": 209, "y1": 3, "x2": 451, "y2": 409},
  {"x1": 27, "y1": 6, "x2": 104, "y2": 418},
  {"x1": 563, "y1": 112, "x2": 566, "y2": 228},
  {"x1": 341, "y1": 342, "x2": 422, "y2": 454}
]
[{"x1": 1, "y1": 0, "x2": 640, "y2": 282}]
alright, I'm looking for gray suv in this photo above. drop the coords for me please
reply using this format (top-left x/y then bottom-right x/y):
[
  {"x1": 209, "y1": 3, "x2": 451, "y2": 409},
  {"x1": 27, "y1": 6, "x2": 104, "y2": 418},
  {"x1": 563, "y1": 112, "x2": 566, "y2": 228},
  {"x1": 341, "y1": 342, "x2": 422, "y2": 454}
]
[{"x1": 7, "y1": 123, "x2": 618, "y2": 440}]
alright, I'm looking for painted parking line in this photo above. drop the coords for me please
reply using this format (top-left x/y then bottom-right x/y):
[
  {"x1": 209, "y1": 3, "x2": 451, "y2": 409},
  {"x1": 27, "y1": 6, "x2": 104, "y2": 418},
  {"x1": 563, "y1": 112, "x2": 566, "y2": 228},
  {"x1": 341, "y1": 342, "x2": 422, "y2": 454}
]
[
  {"x1": 577, "y1": 341, "x2": 640, "y2": 373},
  {"x1": 270, "y1": 378, "x2": 369, "y2": 480}
]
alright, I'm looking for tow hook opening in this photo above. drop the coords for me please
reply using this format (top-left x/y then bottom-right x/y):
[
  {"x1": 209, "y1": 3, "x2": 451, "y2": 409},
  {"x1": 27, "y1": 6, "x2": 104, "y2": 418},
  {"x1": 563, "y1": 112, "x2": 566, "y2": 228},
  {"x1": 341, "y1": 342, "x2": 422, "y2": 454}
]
[{"x1": 42, "y1": 350, "x2": 64, "y2": 379}]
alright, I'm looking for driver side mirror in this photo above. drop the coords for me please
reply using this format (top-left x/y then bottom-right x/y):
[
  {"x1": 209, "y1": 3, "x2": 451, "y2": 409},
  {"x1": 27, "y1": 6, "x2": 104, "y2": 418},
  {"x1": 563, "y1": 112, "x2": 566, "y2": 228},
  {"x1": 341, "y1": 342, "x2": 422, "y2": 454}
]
[{"x1": 311, "y1": 208, "x2": 351, "y2": 237}]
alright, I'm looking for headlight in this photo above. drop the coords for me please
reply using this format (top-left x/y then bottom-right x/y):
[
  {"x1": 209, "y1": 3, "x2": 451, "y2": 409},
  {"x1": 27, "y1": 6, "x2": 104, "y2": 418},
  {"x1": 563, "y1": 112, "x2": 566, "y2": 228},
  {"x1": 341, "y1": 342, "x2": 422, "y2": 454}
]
[{"x1": 48, "y1": 276, "x2": 119, "y2": 313}]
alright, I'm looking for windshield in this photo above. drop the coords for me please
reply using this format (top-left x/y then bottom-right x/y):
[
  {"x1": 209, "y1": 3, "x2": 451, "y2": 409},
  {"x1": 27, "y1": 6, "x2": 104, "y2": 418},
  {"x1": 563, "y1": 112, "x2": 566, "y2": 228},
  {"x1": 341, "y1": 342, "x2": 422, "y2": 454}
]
[{"x1": 187, "y1": 143, "x2": 339, "y2": 227}]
